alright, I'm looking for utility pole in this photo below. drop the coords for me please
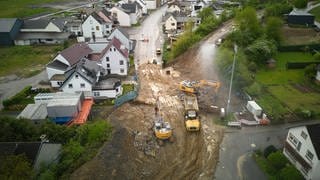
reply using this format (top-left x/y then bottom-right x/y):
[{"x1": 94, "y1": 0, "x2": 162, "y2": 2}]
[{"x1": 226, "y1": 44, "x2": 237, "y2": 114}]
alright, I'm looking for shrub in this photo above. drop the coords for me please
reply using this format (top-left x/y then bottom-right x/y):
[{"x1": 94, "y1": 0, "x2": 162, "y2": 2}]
[
  {"x1": 2, "y1": 86, "x2": 33, "y2": 110},
  {"x1": 314, "y1": 52, "x2": 320, "y2": 60},
  {"x1": 295, "y1": 108, "x2": 313, "y2": 119},
  {"x1": 293, "y1": 0, "x2": 308, "y2": 9},
  {"x1": 267, "y1": 151, "x2": 288, "y2": 170},
  {"x1": 279, "y1": 164, "x2": 304, "y2": 180},
  {"x1": 264, "y1": 145, "x2": 277, "y2": 158}
]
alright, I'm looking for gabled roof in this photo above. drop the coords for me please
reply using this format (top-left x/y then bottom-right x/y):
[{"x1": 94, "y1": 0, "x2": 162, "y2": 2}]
[
  {"x1": 121, "y1": 3, "x2": 138, "y2": 13},
  {"x1": 98, "y1": 9, "x2": 112, "y2": 23},
  {"x1": 59, "y1": 43, "x2": 92, "y2": 66},
  {"x1": 289, "y1": 9, "x2": 313, "y2": 16},
  {"x1": 107, "y1": 37, "x2": 129, "y2": 58},
  {"x1": 306, "y1": 124, "x2": 320, "y2": 160},
  {"x1": 114, "y1": 27, "x2": 130, "y2": 40},
  {"x1": 0, "y1": 18, "x2": 20, "y2": 32}
]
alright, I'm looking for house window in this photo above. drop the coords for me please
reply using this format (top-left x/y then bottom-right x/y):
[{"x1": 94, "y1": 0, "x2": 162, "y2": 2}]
[
  {"x1": 75, "y1": 74, "x2": 79, "y2": 79},
  {"x1": 120, "y1": 68, "x2": 124, "y2": 73},
  {"x1": 106, "y1": 57, "x2": 110, "y2": 61},
  {"x1": 288, "y1": 133, "x2": 299, "y2": 147},
  {"x1": 90, "y1": 20, "x2": 93, "y2": 24},
  {"x1": 80, "y1": 83, "x2": 85, "y2": 88},
  {"x1": 116, "y1": 88, "x2": 119, "y2": 92},
  {"x1": 306, "y1": 150, "x2": 314, "y2": 161},
  {"x1": 114, "y1": 48, "x2": 116, "y2": 51},
  {"x1": 110, "y1": 48, "x2": 112, "y2": 51},
  {"x1": 68, "y1": 84, "x2": 73, "y2": 88},
  {"x1": 93, "y1": 91, "x2": 100, "y2": 97},
  {"x1": 301, "y1": 131, "x2": 308, "y2": 140},
  {"x1": 107, "y1": 64, "x2": 110, "y2": 68},
  {"x1": 120, "y1": 60, "x2": 124, "y2": 65},
  {"x1": 91, "y1": 27, "x2": 94, "y2": 30},
  {"x1": 57, "y1": 81, "x2": 63, "y2": 86},
  {"x1": 171, "y1": 23, "x2": 175, "y2": 26},
  {"x1": 96, "y1": 26, "x2": 100, "y2": 31}
]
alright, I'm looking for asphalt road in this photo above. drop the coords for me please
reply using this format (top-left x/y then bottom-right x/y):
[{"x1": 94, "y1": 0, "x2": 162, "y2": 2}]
[
  {"x1": 0, "y1": 71, "x2": 48, "y2": 110},
  {"x1": 130, "y1": 6, "x2": 167, "y2": 67}
]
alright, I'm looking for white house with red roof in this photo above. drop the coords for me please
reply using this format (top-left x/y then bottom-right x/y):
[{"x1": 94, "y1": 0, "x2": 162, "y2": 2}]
[{"x1": 82, "y1": 10, "x2": 114, "y2": 39}]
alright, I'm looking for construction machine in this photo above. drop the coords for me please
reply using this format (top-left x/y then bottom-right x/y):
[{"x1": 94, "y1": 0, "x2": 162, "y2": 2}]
[
  {"x1": 179, "y1": 80, "x2": 221, "y2": 94},
  {"x1": 183, "y1": 94, "x2": 200, "y2": 131},
  {"x1": 153, "y1": 97, "x2": 173, "y2": 144}
]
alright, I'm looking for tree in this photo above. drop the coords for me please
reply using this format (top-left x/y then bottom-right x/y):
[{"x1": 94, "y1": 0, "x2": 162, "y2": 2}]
[
  {"x1": 304, "y1": 64, "x2": 317, "y2": 80},
  {"x1": 235, "y1": 7, "x2": 262, "y2": 46},
  {"x1": 314, "y1": 52, "x2": 320, "y2": 60},
  {"x1": 0, "y1": 154, "x2": 35, "y2": 180},
  {"x1": 294, "y1": 0, "x2": 308, "y2": 9},
  {"x1": 245, "y1": 39, "x2": 277, "y2": 63},
  {"x1": 264, "y1": 3, "x2": 292, "y2": 17},
  {"x1": 265, "y1": 17, "x2": 283, "y2": 44},
  {"x1": 267, "y1": 151, "x2": 288, "y2": 169},
  {"x1": 279, "y1": 165, "x2": 304, "y2": 180},
  {"x1": 198, "y1": 7, "x2": 215, "y2": 21}
]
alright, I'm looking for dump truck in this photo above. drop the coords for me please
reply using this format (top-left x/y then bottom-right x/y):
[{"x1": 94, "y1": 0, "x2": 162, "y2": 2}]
[{"x1": 183, "y1": 94, "x2": 200, "y2": 131}]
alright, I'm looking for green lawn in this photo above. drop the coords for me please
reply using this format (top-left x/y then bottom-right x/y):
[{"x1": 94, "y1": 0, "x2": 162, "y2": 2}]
[
  {"x1": 254, "y1": 52, "x2": 320, "y2": 122},
  {"x1": 0, "y1": 0, "x2": 66, "y2": 18},
  {"x1": 0, "y1": 45, "x2": 62, "y2": 78},
  {"x1": 310, "y1": 6, "x2": 320, "y2": 22}
]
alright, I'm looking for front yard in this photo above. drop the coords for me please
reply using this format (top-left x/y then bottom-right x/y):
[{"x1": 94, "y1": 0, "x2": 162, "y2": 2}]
[
  {"x1": 253, "y1": 52, "x2": 320, "y2": 122},
  {"x1": 0, "y1": 45, "x2": 62, "y2": 78}
]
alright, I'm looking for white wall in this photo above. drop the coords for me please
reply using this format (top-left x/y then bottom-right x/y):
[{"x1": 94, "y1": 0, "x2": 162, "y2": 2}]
[
  {"x1": 130, "y1": 13, "x2": 138, "y2": 25},
  {"x1": 110, "y1": 7, "x2": 131, "y2": 27},
  {"x1": 284, "y1": 126, "x2": 320, "y2": 179},
  {"x1": 61, "y1": 73, "x2": 92, "y2": 94},
  {"x1": 165, "y1": 16, "x2": 177, "y2": 31},
  {"x1": 82, "y1": 15, "x2": 104, "y2": 38},
  {"x1": 167, "y1": 5, "x2": 181, "y2": 13},
  {"x1": 101, "y1": 45, "x2": 128, "y2": 75},
  {"x1": 50, "y1": 80, "x2": 63, "y2": 88},
  {"x1": 316, "y1": 71, "x2": 320, "y2": 81},
  {"x1": 46, "y1": 66, "x2": 65, "y2": 80},
  {"x1": 93, "y1": 86, "x2": 122, "y2": 99},
  {"x1": 108, "y1": 29, "x2": 132, "y2": 50}
]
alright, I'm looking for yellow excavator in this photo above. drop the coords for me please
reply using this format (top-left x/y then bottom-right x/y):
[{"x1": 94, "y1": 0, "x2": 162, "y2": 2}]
[
  {"x1": 179, "y1": 80, "x2": 221, "y2": 94},
  {"x1": 153, "y1": 97, "x2": 173, "y2": 144}
]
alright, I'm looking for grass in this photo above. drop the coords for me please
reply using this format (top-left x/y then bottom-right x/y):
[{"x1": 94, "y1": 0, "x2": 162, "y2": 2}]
[
  {"x1": 254, "y1": 52, "x2": 320, "y2": 122},
  {"x1": 0, "y1": 0, "x2": 68, "y2": 18},
  {"x1": 0, "y1": 45, "x2": 62, "y2": 78},
  {"x1": 122, "y1": 84, "x2": 135, "y2": 94},
  {"x1": 310, "y1": 5, "x2": 320, "y2": 22}
]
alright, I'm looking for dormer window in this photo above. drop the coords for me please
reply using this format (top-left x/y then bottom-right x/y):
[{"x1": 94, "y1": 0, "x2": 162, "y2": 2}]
[{"x1": 75, "y1": 74, "x2": 79, "y2": 79}]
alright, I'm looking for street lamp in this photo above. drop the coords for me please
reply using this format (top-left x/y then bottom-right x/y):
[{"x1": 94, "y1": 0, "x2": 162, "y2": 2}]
[{"x1": 226, "y1": 44, "x2": 237, "y2": 114}]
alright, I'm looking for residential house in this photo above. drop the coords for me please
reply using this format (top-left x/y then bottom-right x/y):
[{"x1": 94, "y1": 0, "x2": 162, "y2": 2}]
[
  {"x1": 66, "y1": 18, "x2": 83, "y2": 36},
  {"x1": 0, "y1": 142, "x2": 61, "y2": 171},
  {"x1": 287, "y1": 9, "x2": 315, "y2": 26},
  {"x1": 121, "y1": 2, "x2": 143, "y2": 25},
  {"x1": 135, "y1": 0, "x2": 148, "y2": 14},
  {"x1": 60, "y1": 60, "x2": 122, "y2": 99},
  {"x1": 14, "y1": 18, "x2": 69, "y2": 45},
  {"x1": 164, "y1": 13, "x2": 201, "y2": 33},
  {"x1": 283, "y1": 124, "x2": 320, "y2": 179},
  {"x1": 167, "y1": 3, "x2": 181, "y2": 13},
  {"x1": 82, "y1": 10, "x2": 114, "y2": 40},
  {"x1": 190, "y1": 1, "x2": 207, "y2": 17},
  {"x1": 108, "y1": 27, "x2": 134, "y2": 51},
  {"x1": 46, "y1": 43, "x2": 92, "y2": 82},
  {"x1": 97, "y1": 37, "x2": 129, "y2": 75},
  {"x1": 109, "y1": 6, "x2": 132, "y2": 27},
  {"x1": 0, "y1": 18, "x2": 23, "y2": 45}
]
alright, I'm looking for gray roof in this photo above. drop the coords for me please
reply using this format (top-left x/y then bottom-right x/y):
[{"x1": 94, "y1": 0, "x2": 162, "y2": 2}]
[
  {"x1": 0, "y1": 18, "x2": 19, "y2": 32},
  {"x1": 47, "y1": 60, "x2": 69, "y2": 71},
  {"x1": 93, "y1": 78, "x2": 121, "y2": 90},
  {"x1": 116, "y1": 27, "x2": 130, "y2": 39},
  {"x1": 15, "y1": 32, "x2": 69, "y2": 40},
  {"x1": 289, "y1": 9, "x2": 313, "y2": 16},
  {"x1": 34, "y1": 143, "x2": 61, "y2": 170},
  {"x1": 17, "y1": 103, "x2": 47, "y2": 121},
  {"x1": 121, "y1": 3, "x2": 137, "y2": 13},
  {"x1": 59, "y1": 43, "x2": 92, "y2": 66},
  {"x1": 22, "y1": 18, "x2": 65, "y2": 31}
]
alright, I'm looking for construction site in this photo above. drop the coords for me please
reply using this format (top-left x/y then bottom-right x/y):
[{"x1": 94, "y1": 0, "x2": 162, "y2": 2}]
[{"x1": 70, "y1": 27, "x2": 243, "y2": 179}]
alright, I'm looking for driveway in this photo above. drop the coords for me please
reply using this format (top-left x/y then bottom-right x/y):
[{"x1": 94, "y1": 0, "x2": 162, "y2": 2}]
[{"x1": 0, "y1": 70, "x2": 47, "y2": 110}]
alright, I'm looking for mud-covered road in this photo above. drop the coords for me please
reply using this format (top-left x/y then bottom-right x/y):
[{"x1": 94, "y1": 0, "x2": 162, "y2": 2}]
[{"x1": 71, "y1": 12, "x2": 240, "y2": 180}]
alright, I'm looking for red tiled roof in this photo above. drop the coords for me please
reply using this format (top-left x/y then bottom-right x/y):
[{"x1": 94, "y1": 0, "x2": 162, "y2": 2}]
[
  {"x1": 60, "y1": 43, "x2": 92, "y2": 66},
  {"x1": 110, "y1": 37, "x2": 129, "y2": 58}
]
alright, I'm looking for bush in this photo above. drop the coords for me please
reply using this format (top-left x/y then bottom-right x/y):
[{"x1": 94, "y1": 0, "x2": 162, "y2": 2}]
[
  {"x1": 279, "y1": 164, "x2": 304, "y2": 180},
  {"x1": 295, "y1": 108, "x2": 313, "y2": 119},
  {"x1": 267, "y1": 151, "x2": 288, "y2": 170},
  {"x1": 264, "y1": 145, "x2": 277, "y2": 158},
  {"x1": 2, "y1": 86, "x2": 35, "y2": 110},
  {"x1": 293, "y1": 0, "x2": 308, "y2": 9},
  {"x1": 314, "y1": 52, "x2": 320, "y2": 60}
]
